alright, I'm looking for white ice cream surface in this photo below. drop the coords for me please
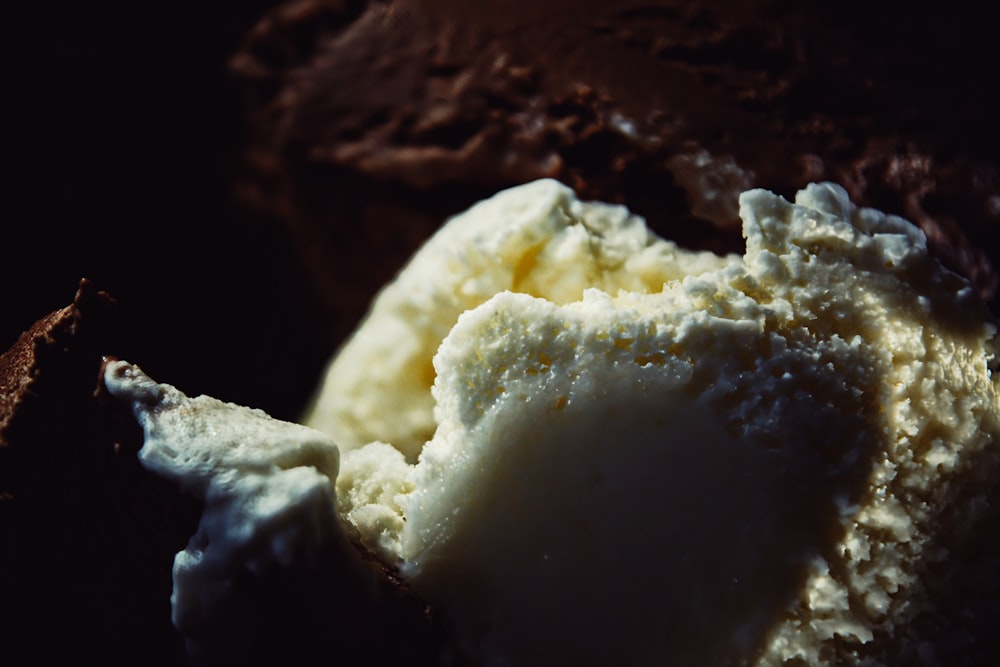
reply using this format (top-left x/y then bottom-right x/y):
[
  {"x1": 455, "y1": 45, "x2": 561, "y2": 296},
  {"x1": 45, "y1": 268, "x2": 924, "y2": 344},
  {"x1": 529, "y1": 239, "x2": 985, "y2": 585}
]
[
  {"x1": 400, "y1": 290, "x2": 884, "y2": 666},
  {"x1": 103, "y1": 360, "x2": 349, "y2": 639},
  {"x1": 318, "y1": 180, "x2": 999, "y2": 666}
]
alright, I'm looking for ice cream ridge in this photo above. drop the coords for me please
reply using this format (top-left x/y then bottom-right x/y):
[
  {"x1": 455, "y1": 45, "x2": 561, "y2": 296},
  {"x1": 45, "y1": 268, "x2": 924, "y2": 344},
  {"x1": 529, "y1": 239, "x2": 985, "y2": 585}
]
[{"x1": 105, "y1": 180, "x2": 999, "y2": 666}]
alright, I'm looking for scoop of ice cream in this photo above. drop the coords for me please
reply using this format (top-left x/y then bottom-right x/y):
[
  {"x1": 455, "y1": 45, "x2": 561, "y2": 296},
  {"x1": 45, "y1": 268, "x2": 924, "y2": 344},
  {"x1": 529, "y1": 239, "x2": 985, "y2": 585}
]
[{"x1": 314, "y1": 181, "x2": 999, "y2": 666}]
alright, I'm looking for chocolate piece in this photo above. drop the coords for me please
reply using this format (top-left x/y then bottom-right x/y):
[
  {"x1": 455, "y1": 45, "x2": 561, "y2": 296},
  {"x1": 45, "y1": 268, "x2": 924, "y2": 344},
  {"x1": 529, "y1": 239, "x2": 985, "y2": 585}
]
[
  {"x1": 1, "y1": 280, "x2": 113, "y2": 444},
  {"x1": 232, "y1": 0, "x2": 999, "y2": 328}
]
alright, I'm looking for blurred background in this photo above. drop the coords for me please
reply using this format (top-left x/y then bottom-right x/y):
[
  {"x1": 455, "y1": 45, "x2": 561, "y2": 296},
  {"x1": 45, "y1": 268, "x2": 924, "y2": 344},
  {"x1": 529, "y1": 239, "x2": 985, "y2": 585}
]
[{"x1": 5, "y1": 0, "x2": 327, "y2": 420}]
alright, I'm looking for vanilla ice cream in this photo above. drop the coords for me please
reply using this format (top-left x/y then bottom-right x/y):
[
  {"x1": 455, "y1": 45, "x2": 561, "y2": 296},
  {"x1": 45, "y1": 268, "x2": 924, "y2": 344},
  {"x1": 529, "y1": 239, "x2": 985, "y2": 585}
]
[
  {"x1": 305, "y1": 179, "x2": 736, "y2": 459},
  {"x1": 314, "y1": 180, "x2": 999, "y2": 666},
  {"x1": 108, "y1": 180, "x2": 999, "y2": 666}
]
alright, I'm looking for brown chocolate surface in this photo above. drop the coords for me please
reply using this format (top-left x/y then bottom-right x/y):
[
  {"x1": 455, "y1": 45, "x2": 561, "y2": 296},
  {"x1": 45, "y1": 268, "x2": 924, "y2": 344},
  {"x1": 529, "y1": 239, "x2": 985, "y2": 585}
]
[
  {"x1": 233, "y1": 0, "x2": 999, "y2": 332},
  {"x1": 1, "y1": 281, "x2": 112, "y2": 444}
]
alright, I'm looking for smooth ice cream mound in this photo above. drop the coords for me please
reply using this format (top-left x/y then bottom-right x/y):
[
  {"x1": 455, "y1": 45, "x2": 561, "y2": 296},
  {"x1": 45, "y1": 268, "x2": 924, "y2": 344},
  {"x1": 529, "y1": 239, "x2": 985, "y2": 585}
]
[{"x1": 315, "y1": 180, "x2": 999, "y2": 666}]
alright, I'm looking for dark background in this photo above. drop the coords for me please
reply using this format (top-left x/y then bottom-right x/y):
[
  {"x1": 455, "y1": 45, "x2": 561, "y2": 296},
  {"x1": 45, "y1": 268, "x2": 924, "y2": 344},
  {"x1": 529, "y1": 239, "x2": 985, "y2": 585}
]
[{"x1": 5, "y1": 0, "x2": 328, "y2": 421}]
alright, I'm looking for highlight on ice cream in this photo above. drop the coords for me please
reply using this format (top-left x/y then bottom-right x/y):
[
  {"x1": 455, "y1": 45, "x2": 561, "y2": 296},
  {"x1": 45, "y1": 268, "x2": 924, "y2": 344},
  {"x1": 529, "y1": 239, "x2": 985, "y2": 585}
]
[{"x1": 104, "y1": 180, "x2": 998, "y2": 666}]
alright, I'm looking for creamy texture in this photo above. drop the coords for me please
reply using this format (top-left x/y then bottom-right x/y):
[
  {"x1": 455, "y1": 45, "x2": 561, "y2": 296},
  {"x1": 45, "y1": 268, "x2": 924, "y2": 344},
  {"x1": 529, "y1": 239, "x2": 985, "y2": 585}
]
[
  {"x1": 105, "y1": 180, "x2": 999, "y2": 666},
  {"x1": 307, "y1": 179, "x2": 735, "y2": 459},
  {"x1": 103, "y1": 360, "x2": 351, "y2": 641},
  {"x1": 315, "y1": 180, "x2": 999, "y2": 666}
]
